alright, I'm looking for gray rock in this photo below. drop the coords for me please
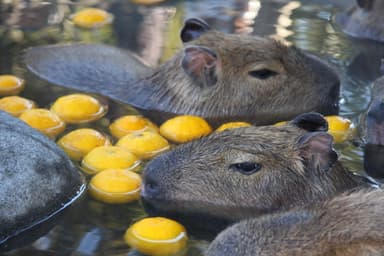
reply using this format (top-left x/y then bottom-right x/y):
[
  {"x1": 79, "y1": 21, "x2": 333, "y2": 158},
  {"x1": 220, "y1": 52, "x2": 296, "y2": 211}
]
[{"x1": 0, "y1": 110, "x2": 84, "y2": 250}]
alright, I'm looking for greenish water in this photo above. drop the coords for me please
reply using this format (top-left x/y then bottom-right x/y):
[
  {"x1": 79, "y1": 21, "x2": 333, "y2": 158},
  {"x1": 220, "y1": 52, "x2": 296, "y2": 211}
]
[{"x1": 1, "y1": 0, "x2": 384, "y2": 255}]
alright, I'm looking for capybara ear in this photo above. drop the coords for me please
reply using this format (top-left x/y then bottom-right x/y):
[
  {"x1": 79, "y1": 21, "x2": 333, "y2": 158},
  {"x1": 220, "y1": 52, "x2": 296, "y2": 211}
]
[
  {"x1": 290, "y1": 112, "x2": 328, "y2": 132},
  {"x1": 357, "y1": 0, "x2": 374, "y2": 10},
  {"x1": 180, "y1": 18, "x2": 211, "y2": 43},
  {"x1": 298, "y1": 132, "x2": 338, "y2": 172},
  {"x1": 182, "y1": 45, "x2": 218, "y2": 88}
]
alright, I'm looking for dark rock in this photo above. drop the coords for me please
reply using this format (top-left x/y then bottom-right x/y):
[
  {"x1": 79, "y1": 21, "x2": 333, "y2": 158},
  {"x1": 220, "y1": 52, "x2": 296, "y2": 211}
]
[{"x1": 0, "y1": 111, "x2": 84, "y2": 251}]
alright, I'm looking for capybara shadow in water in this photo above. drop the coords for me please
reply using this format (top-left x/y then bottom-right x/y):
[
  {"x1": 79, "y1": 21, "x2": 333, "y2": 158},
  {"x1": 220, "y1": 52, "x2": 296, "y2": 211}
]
[
  {"x1": 207, "y1": 189, "x2": 384, "y2": 256},
  {"x1": 337, "y1": 0, "x2": 384, "y2": 42},
  {"x1": 24, "y1": 18, "x2": 340, "y2": 126},
  {"x1": 362, "y1": 62, "x2": 384, "y2": 178},
  {"x1": 141, "y1": 113, "x2": 367, "y2": 234}
]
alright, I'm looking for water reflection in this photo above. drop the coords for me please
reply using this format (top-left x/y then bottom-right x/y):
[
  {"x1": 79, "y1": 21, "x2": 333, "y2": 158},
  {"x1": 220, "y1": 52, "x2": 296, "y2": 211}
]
[
  {"x1": 184, "y1": 0, "x2": 238, "y2": 33},
  {"x1": 274, "y1": 1, "x2": 300, "y2": 42},
  {"x1": 136, "y1": 6, "x2": 176, "y2": 66},
  {"x1": 234, "y1": 0, "x2": 260, "y2": 34},
  {"x1": 2, "y1": 0, "x2": 384, "y2": 255},
  {"x1": 2, "y1": 0, "x2": 56, "y2": 30}
]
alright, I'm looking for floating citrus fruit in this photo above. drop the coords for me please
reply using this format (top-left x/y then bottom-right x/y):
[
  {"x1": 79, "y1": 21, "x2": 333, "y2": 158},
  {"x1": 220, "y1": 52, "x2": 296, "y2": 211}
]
[
  {"x1": 58, "y1": 128, "x2": 111, "y2": 161},
  {"x1": 273, "y1": 120, "x2": 287, "y2": 126},
  {"x1": 325, "y1": 116, "x2": 351, "y2": 131},
  {"x1": 72, "y1": 8, "x2": 113, "y2": 29},
  {"x1": 51, "y1": 94, "x2": 107, "y2": 123},
  {"x1": 216, "y1": 122, "x2": 252, "y2": 132},
  {"x1": 116, "y1": 131, "x2": 170, "y2": 159},
  {"x1": 325, "y1": 115, "x2": 354, "y2": 143},
  {"x1": 125, "y1": 217, "x2": 188, "y2": 256},
  {"x1": 109, "y1": 115, "x2": 158, "y2": 139},
  {"x1": 81, "y1": 146, "x2": 140, "y2": 175},
  {"x1": 274, "y1": 116, "x2": 354, "y2": 143},
  {"x1": 88, "y1": 169, "x2": 141, "y2": 204},
  {"x1": 0, "y1": 75, "x2": 25, "y2": 96},
  {"x1": 19, "y1": 108, "x2": 65, "y2": 138},
  {"x1": 160, "y1": 115, "x2": 212, "y2": 143},
  {"x1": 131, "y1": 0, "x2": 166, "y2": 5},
  {"x1": 0, "y1": 96, "x2": 36, "y2": 117}
]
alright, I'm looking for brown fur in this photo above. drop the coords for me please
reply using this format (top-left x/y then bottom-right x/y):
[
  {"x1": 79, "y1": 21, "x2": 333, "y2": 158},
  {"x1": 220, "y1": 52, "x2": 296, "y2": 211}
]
[
  {"x1": 136, "y1": 31, "x2": 339, "y2": 125},
  {"x1": 207, "y1": 189, "x2": 384, "y2": 256},
  {"x1": 141, "y1": 114, "x2": 363, "y2": 227},
  {"x1": 362, "y1": 72, "x2": 384, "y2": 178},
  {"x1": 24, "y1": 19, "x2": 340, "y2": 126},
  {"x1": 362, "y1": 75, "x2": 384, "y2": 145},
  {"x1": 337, "y1": 0, "x2": 384, "y2": 42}
]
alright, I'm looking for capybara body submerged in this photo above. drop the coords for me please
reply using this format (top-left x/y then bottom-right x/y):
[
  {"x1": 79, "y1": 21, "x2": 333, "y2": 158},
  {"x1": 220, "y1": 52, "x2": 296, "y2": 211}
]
[
  {"x1": 207, "y1": 189, "x2": 384, "y2": 256},
  {"x1": 363, "y1": 68, "x2": 384, "y2": 146},
  {"x1": 362, "y1": 64, "x2": 384, "y2": 178},
  {"x1": 25, "y1": 19, "x2": 340, "y2": 126}
]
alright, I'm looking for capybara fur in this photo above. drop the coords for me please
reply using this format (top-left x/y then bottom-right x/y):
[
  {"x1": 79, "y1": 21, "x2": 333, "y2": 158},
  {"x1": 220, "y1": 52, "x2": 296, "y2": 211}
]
[
  {"x1": 207, "y1": 189, "x2": 384, "y2": 256},
  {"x1": 362, "y1": 67, "x2": 384, "y2": 145},
  {"x1": 141, "y1": 113, "x2": 365, "y2": 233},
  {"x1": 25, "y1": 19, "x2": 340, "y2": 126},
  {"x1": 362, "y1": 62, "x2": 384, "y2": 178}
]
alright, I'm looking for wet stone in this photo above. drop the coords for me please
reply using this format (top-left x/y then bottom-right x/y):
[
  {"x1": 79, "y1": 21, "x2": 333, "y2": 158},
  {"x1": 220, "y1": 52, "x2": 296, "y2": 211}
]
[{"x1": 0, "y1": 110, "x2": 84, "y2": 250}]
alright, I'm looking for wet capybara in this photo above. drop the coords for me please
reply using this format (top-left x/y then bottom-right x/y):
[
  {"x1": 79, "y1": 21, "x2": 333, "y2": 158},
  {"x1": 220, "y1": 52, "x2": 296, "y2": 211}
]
[
  {"x1": 141, "y1": 113, "x2": 366, "y2": 234},
  {"x1": 362, "y1": 65, "x2": 384, "y2": 146},
  {"x1": 362, "y1": 63, "x2": 384, "y2": 178},
  {"x1": 207, "y1": 189, "x2": 384, "y2": 256},
  {"x1": 337, "y1": 0, "x2": 384, "y2": 42},
  {"x1": 24, "y1": 18, "x2": 340, "y2": 126}
]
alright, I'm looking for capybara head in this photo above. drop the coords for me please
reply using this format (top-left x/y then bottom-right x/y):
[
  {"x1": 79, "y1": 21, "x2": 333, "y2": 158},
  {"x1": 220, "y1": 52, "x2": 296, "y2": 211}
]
[
  {"x1": 24, "y1": 18, "x2": 340, "y2": 126},
  {"x1": 141, "y1": 113, "x2": 360, "y2": 231},
  {"x1": 337, "y1": 0, "x2": 384, "y2": 42},
  {"x1": 139, "y1": 19, "x2": 340, "y2": 125}
]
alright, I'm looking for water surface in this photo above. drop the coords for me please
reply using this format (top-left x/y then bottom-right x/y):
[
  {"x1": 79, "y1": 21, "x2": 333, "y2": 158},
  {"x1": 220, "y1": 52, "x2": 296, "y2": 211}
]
[{"x1": 1, "y1": 0, "x2": 384, "y2": 255}]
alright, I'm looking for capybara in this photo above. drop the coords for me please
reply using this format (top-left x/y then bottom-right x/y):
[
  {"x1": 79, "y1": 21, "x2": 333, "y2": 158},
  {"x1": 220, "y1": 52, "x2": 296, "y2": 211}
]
[
  {"x1": 141, "y1": 113, "x2": 366, "y2": 233},
  {"x1": 207, "y1": 189, "x2": 384, "y2": 256},
  {"x1": 24, "y1": 18, "x2": 340, "y2": 126}
]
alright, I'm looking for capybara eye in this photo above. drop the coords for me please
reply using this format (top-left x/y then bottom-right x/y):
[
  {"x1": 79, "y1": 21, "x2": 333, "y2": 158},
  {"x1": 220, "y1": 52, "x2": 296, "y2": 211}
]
[
  {"x1": 229, "y1": 162, "x2": 262, "y2": 175},
  {"x1": 248, "y1": 69, "x2": 278, "y2": 80}
]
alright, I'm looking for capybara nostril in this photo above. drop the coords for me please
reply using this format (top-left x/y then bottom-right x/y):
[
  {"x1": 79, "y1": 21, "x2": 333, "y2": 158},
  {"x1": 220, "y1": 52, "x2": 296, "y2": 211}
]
[
  {"x1": 146, "y1": 181, "x2": 159, "y2": 194},
  {"x1": 142, "y1": 176, "x2": 161, "y2": 198}
]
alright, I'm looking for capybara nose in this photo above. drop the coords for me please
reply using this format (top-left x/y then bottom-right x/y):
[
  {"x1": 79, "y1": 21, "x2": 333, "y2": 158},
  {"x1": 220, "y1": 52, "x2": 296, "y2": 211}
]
[{"x1": 142, "y1": 176, "x2": 161, "y2": 199}]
